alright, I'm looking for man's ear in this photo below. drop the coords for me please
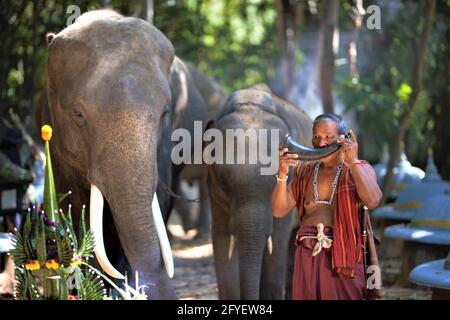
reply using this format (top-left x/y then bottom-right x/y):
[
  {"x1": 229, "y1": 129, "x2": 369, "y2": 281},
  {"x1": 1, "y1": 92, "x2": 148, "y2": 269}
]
[{"x1": 46, "y1": 33, "x2": 56, "y2": 46}]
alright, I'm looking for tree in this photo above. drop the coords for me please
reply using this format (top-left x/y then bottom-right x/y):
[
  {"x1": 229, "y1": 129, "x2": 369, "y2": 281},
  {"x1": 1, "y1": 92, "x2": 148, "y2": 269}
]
[
  {"x1": 380, "y1": 0, "x2": 436, "y2": 204},
  {"x1": 319, "y1": 0, "x2": 339, "y2": 113}
]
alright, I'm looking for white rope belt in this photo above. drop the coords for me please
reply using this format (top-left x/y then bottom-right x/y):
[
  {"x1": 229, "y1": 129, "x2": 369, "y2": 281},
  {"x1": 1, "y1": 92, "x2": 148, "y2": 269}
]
[{"x1": 299, "y1": 223, "x2": 333, "y2": 256}]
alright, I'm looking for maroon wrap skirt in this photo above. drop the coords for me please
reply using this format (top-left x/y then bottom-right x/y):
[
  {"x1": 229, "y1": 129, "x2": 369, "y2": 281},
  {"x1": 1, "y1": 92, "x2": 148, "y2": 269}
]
[{"x1": 292, "y1": 225, "x2": 366, "y2": 300}]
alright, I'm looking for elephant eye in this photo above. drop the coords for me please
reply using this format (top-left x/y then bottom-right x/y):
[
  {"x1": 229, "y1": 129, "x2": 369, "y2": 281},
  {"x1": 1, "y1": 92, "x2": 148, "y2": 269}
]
[
  {"x1": 71, "y1": 106, "x2": 86, "y2": 127},
  {"x1": 160, "y1": 107, "x2": 170, "y2": 120}
]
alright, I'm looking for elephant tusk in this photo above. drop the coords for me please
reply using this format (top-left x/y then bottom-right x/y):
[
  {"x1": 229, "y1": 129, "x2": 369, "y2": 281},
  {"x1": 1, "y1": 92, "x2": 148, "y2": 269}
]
[
  {"x1": 228, "y1": 234, "x2": 235, "y2": 260},
  {"x1": 267, "y1": 235, "x2": 273, "y2": 255},
  {"x1": 90, "y1": 184, "x2": 125, "y2": 279},
  {"x1": 152, "y1": 193, "x2": 174, "y2": 278}
]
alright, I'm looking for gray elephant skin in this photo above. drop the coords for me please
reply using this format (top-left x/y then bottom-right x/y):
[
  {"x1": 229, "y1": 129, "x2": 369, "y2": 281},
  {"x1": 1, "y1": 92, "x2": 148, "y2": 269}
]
[
  {"x1": 205, "y1": 84, "x2": 314, "y2": 299},
  {"x1": 35, "y1": 9, "x2": 211, "y2": 299}
]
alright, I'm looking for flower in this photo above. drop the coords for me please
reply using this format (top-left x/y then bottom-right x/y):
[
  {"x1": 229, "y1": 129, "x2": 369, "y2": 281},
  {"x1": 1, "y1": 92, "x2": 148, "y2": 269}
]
[
  {"x1": 25, "y1": 260, "x2": 40, "y2": 271},
  {"x1": 70, "y1": 255, "x2": 82, "y2": 267},
  {"x1": 41, "y1": 125, "x2": 52, "y2": 141},
  {"x1": 68, "y1": 295, "x2": 79, "y2": 300},
  {"x1": 45, "y1": 259, "x2": 60, "y2": 270}
]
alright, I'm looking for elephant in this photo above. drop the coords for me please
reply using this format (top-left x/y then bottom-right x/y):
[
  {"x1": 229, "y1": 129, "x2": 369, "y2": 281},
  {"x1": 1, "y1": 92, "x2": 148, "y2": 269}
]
[
  {"x1": 171, "y1": 63, "x2": 228, "y2": 240},
  {"x1": 35, "y1": 9, "x2": 211, "y2": 299},
  {"x1": 205, "y1": 84, "x2": 334, "y2": 299}
]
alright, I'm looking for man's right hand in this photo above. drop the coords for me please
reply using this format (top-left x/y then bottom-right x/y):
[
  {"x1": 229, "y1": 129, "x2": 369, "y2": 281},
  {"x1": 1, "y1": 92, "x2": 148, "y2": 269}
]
[{"x1": 278, "y1": 147, "x2": 299, "y2": 178}]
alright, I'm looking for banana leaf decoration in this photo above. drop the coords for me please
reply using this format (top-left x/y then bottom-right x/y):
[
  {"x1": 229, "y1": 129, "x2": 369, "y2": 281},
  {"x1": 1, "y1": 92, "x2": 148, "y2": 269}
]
[{"x1": 8, "y1": 125, "x2": 139, "y2": 300}]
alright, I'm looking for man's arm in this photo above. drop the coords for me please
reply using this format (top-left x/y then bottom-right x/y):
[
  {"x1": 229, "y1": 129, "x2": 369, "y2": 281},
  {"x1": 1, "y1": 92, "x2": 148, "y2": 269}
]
[
  {"x1": 272, "y1": 148, "x2": 299, "y2": 218},
  {"x1": 349, "y1": 162, "x2": 382, "y2": 209},
  {"x1": 337, "y1": 129, "x2": 382, "y2": 209}
]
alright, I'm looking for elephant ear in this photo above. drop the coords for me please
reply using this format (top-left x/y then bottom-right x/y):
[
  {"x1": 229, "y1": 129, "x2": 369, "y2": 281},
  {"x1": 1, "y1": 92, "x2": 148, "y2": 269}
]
[{"x1": 46, "y1": 33, "x2": 56, "y2": 46}]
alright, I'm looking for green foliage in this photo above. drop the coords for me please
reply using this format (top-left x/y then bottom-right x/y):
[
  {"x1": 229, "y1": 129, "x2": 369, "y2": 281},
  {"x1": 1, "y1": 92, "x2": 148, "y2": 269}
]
[
  {"x1": 14, "y1": 268, "x2": 43, "y2": 300},
  {"x1": 80, "y1": 269, "x2": 105, "y2": 300},
  {"x1": 154, "y1": 0, "x2": 277, "y2": 93},
  {"x1": 10, "y1": 232, "x2": 28, "y2": 267},
  {"x1": 35, "y1": 214, "x2": 47, "y2": 265},
  {"x1": 335, "y1": 0, "x2": 447, "y2": 163},
  {"x1": 8, "y1": 204, "x2": 103, "y2": 300},
  {"x1": 77, "y1": 230, "x2": 95, "y2": 258}
]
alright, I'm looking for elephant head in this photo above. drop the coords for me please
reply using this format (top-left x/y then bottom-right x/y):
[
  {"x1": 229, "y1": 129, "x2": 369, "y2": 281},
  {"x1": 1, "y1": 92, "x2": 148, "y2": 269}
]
[{"x1": 36, "y1": 10, "x2": 176, "y2": 299}]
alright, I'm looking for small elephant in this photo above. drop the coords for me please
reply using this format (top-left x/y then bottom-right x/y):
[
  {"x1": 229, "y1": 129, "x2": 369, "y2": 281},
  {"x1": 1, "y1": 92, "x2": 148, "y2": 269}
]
[{"x1": 205, "y1": 84, "x2": 315, "y2": 299}]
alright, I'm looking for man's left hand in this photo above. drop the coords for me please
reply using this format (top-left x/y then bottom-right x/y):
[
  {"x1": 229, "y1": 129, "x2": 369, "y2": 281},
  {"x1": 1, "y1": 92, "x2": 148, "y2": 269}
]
[{"x1": 337, "y1": 129, "x2": 359, "y2": 166}]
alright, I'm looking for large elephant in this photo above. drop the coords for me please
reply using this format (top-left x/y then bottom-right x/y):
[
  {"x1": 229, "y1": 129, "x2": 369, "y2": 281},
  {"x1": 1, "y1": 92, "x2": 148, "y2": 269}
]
[
  {"x1": 205, "y1": 84, "x2": 332, "y2": 299},
  {"x1": 35, "y1": 9, "x2": 209, "y2": 299}
]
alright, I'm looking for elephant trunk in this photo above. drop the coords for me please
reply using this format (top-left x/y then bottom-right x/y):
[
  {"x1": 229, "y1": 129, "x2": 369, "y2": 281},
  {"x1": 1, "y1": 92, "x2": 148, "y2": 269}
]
[
  {"x1": 235, "y1": 202, "x2": 272, "y2": 300},
  {"x1": 92, "y1": 179, "x2": 175, "y2": 299},
  {"x1": 87, "y1": 113, "x2": 176, "y2": 299}
]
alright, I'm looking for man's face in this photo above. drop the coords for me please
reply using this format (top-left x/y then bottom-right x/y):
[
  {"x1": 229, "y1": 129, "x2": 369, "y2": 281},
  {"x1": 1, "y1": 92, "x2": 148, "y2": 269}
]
[{"x1": 312, "y1": 119, "x2": 341, "y2": 163}]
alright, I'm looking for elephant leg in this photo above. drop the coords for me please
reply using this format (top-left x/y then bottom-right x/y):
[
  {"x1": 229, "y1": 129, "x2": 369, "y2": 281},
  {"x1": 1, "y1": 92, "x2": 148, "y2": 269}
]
[
  {"x1": 260, "y1": 215, "x2": 292, "y2": 300},
  {"x1": 173, "y1": 179, "x2": 198, "y2": 234},
  {"x1": 211, "y1": 201, "x2": 240, "y2": 299},
  {"x1": 194, "y1": 178, "x2": 211, "y2": 241},
  {"x1": 284, "y1": 227, "x2": 298, "y2": 300}
]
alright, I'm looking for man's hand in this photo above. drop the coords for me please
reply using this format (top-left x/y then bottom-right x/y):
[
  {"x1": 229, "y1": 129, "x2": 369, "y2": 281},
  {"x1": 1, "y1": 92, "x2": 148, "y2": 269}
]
[
  {"x1": 278, "y1": 148, "x2": 299, "y2": 178},
  {"x1": 337, "y1": 129, "x2": 359, "y2": 166}
]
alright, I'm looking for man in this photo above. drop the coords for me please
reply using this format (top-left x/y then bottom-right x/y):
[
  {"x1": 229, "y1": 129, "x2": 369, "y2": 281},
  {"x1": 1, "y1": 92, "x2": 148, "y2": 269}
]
[{"x1": 271, "y1": 113, "x2": 382, "y2": 300}]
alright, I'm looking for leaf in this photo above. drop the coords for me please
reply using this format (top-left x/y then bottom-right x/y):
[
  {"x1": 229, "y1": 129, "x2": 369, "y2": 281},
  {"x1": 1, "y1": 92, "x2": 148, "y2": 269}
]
[
  {"x1": 57, "y1": 191, "x2": 72, "y2": 204},
  {"x1": 22, "y1": 210, "x2": 33, "y2": 258},
  {"x1": 73, "y1": 267, "x2": 85, "y2": 300},
  {"x1": 60, "y1": 208, "x2": 78, "y2": 251},
  {"x1": 13, "y1": 268, "x2": 28, "y2": 300},
  {"x1": 396, "y1": 82, "x2": 413, "y2": 102},
  {"x1": 58, "y1": 269, "x2": 68, "y2": 300},
  {"x1": 79, "y1": 205, "x2": 87, "y2": 241},
  {"x1": 35, "y1": 214, "x2": 47, "y2": 265},
  {"x1": 81, "y1": 268, "x2": 105, "y2": 300},
  {"x1": 77, "y1": 230, "x2": 95, "y2": 258},
  {"x1": 14, "y1": 268, "x2": 43, "y2": 300},
  {"x1": 10, "y1": 232, "x2": 28, "y2": 266},
  {"x1": 56, "y1": 234, "x2": 74, "y2": 267}
]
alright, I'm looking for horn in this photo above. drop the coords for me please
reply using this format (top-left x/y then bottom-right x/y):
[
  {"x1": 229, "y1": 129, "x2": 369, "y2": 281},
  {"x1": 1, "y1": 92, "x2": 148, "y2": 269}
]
[
  {"x1": 90, "y1": 184, "x2": 125, "y2": 279},
  {"x1": 151, "y1": 193, "x2": 174, "y2": 278},
  {"x1": 267, "y1": 235, "x2": 273, "y2": 255},
  {"x1": 228, "y1": 234, "x2": 235, "y2": 260},
  {"x1": 280, "y1": 133, "x2": 343, "y2": 161}
]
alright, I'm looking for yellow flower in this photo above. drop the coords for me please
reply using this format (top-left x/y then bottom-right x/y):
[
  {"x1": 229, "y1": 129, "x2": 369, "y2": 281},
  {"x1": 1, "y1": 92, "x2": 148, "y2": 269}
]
[
  {"x1": 45, "y1": 259, "x2": 60, "y2": 270},
  {"x1": 70, "y1": 255, "x2": 82, "y2": 267},
  {"x1": 68, "y1": 294, "x2": 79, "y2": 300},
  {"x1": 41, "y1": 125, "x2": 53, "y2": 141},
  {"x1": 25, "y1": 260, "x2": 40, "y2": 271}
]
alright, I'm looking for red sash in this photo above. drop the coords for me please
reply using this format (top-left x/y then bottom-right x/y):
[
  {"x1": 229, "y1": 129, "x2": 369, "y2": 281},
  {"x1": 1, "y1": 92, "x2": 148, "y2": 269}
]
[{"x1": 291, "y1": 161, "x2": 362, "y2": 279}]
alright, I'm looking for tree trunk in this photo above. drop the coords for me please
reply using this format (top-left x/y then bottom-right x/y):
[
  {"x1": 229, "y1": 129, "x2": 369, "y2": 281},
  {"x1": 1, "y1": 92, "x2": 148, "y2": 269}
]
[
  {"x1": 275, "y1": 0, "x2": 303, "y2": 99},
  {"x1": 319, "y1": 0, "x2": 339, "y2": 113},
  {"x1": 380, "y1": 0, "x2": 436, "y2": 205},
  {"x1": 146, "y1": 0, "x2": 154, "y2": 24},
  {"x1": 348, "y1": 0, "x2": 365, "y2": 78}
]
